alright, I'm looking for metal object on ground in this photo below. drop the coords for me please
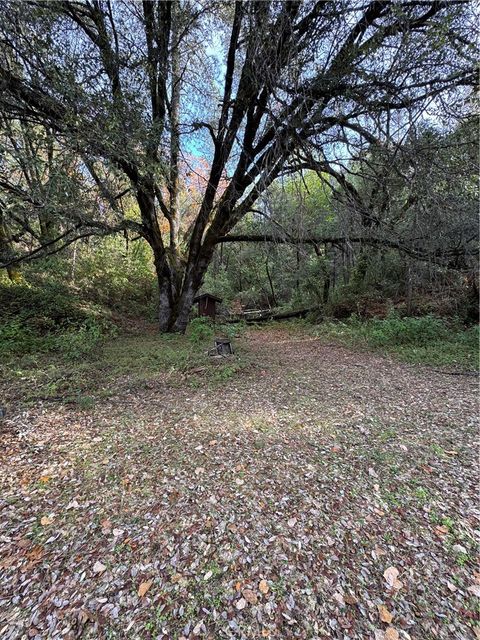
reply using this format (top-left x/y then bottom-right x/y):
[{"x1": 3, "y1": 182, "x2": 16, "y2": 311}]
[{"x1": 214, "y1": 338, "x2": 234, "y2": 355}]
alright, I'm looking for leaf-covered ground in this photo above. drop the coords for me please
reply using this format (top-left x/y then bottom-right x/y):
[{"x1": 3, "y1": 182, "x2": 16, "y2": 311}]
[{"x1": 1, "y1": 326, "x2": 479, "y2": 639}]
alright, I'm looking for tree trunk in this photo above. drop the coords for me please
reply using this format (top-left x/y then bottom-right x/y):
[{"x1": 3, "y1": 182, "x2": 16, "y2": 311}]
[
  {"x1": 151, "y1": 244, "x2": 179, "y2": 332},
  {"x1": 0, "y1": 210, "x2": 22, "y2": 282},
  {"x1": 158, "y1": 279, "x2": 173, "y2": 331},
  {"x1": 170, "y1": 287, "x2": 195, "y2": 332},
  {"x1": 168, "y1": 245, "x2": 216, "y2": 333},
  {"x1": 153, "y1": 251, "x2": 197, "y2": 334}
]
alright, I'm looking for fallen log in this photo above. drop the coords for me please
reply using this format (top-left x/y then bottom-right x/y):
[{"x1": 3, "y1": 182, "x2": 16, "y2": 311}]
[{"x1": 225, "y1": 307, "x2": 320, "y2": 323}]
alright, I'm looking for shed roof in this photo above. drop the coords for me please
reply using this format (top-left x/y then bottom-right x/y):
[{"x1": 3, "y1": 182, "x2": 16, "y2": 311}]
[{"x1": 193, "y1": 293, "x2": 223, "y2": 303}]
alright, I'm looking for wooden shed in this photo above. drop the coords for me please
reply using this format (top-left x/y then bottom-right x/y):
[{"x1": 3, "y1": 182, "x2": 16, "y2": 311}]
[{"x1": 193, "y1": 293, "x2": 223, "y2": 320}]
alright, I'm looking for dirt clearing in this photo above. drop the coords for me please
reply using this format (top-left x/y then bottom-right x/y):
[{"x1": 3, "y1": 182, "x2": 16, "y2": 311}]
[{"x1": 1, "y1": 327, "x2": 478, "y2": 639}]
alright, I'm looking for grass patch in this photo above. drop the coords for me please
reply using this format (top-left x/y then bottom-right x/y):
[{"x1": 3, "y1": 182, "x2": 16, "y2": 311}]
[
  {"x1": 312, "y1": 314, "x2": 479, "y2": 368},
  {"x1": 1, "y1": 316, "x2": 248, "y2": 405}
]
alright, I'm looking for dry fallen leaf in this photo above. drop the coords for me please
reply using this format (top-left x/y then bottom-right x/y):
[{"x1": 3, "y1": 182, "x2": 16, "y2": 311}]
[
  {"x1": 378, "y1": 604, "x2": 393, "y2": 624},
  {"x1": 236, "y1": 597, "x2": 247, "y2": 610},
  {"x1": 78, "y1": 609, "x2": 91, "y2": 624},
  {"x1": 92, "y1": 561, "x2": 107, "y2": 574},
  {"x1": 26, "y1": 545, "x2": 44, "y2": 561},
  {"x1": 383, "y1": 566, "x2": 403, "y2": 591},
  {"x1": 344, "y1": 593, "x2": 358, "y2": 605},
  {"x1": 192, "y1": 620, "x2": 203, "y2": 635},
  {"x1": 0, "y1": 556, "x2": 16, "y2": 569},
  {"x1": 39, "y1": 475, "x2": 51, "y2": 483},
  {"x1": 385, "y1": 627, "x2": 399, "y2": 640},
  {"x1": 138, "y1": 579, "x2": 153, "y2": 597},
  {"x1": 434, "y1": 525, "x2": 449, "y2": 536},
  {"x1": 40, "y1": 515, "x2": 54, "y2": 526},
  {"x1": 203, "y1": 571, "x2": 213, "y2": 581},
  {"x1": 100, "y1": 519, "x2": 112, "y2": 533},
  {"x1": 468, "y1": 584, "x2": 480, "y2": 598},
  {"x1": 242, "y1": 588, "x2": 258, "y2": 604},
  {"x1": 259, "y1": 579, "x2": 269, "y2": 595},
  {"x1": 17, "y1": 539, "x2": 31, "y2": 550}
]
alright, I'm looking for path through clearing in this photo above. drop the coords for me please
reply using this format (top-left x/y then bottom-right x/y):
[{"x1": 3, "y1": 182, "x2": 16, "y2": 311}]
[{"x1": 1, "y1": 327, "x2": 478, "y2": 639}]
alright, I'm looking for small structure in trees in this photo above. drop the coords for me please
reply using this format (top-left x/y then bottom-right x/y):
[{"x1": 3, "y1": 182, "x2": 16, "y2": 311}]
[{"x1": 193, "y1": 293, "x2": 222, "y2": 321}]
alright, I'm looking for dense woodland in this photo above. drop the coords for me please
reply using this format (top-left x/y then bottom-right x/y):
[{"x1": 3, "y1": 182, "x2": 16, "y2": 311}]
[
  {"x1": 1, "y1": 4, "x2": 480, "y2": 640},
  {"x1": 0, "y1": 0, "x2": 478, "y2": 337}
]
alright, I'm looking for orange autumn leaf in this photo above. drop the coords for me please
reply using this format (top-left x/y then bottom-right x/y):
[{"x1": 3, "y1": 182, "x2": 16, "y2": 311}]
[
  {"x1": 259, "y1": 579, "x2": 269, "y2": 595},
  {"x1": 378, "y1": 604, "x2": 393, "y2": 623},
  {"x1": 434, "y1": 525, "x2": 449, "y2": 536},
  {"x1": 242, "y1": 588, "x2": 258, "y2": 604},
  {"x1": 27, "y1": 545, "x2": 44, "y2": 560},
  {"x1": 138, "y1": 579, "x2": 153, "y2": 597}
]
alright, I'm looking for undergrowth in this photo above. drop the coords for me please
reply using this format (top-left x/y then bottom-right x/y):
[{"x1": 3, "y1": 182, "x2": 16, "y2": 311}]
[
  {"x1": 0, "y1": 285, "x2": 247, "y2": 407},
  {"x1": 312, "y1": 314, "x2": 479, "y2": 368},
  {"x1": 0, "y1": 280, "x2": 117, "y2": 360}
]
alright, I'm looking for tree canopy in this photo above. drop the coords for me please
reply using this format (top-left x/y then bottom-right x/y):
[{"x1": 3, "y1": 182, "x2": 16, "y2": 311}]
[{"x1": 0, "y1": 0, "x2": 477, "y2": 330}]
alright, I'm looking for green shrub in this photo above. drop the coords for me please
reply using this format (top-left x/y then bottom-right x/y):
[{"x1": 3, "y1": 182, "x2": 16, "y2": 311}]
[
  {"x1": 187, "y1": 317, "x2": 215, "y2": 344},
  {"x1": 53, "y1": 318, "x2": 118, "y2": 360},
  {"x1": 0, "y1": 280, "x2": 89, "y2": 325},
  {"x1": 314, "y1": 315, "x2": 479, "y2": 368},
  {"x1": 365, "y1": 314, "x2": 448, "y2": 347},
  {"x1": 0, "y1": 280, "x2": 117, "y2": 358},
  {"x1": 70, "y1": 236, "x2": 157, "y2": 316},
  {"x1": 0, "y1": 318, "x2": 51, "y2": 356}
]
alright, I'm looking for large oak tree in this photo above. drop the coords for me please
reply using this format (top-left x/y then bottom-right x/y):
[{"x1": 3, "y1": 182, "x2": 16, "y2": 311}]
[{"x1": 0, "y1": 0, "x2": 476, "y2": 331}]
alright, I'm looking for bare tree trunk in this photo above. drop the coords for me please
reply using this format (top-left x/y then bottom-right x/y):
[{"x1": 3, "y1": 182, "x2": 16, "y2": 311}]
[
  {"x1": 168, "y1": 1, "x2": 181, "y2": 252},
  {"x1": 170, "y1": 274, "x2": 196, "y2": 333},
  {"x1": 265, "y1": 256, "x2": 277, "y2": 307},
  {"x1": 0, "y1": 210, "x2": 21, "y2": 282},
  {"x1": 136, "y1": 184, "x2": 177, "y2": 332},
  {"x1": 406, "y1": 257, "x2": 413, "y2": 315},
  {"x1": 169, "y1": 243, "x2": 215, "y2": 333},
  {"x1": 70, "y1": 243, "x2": 77, "y2": 283}
]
